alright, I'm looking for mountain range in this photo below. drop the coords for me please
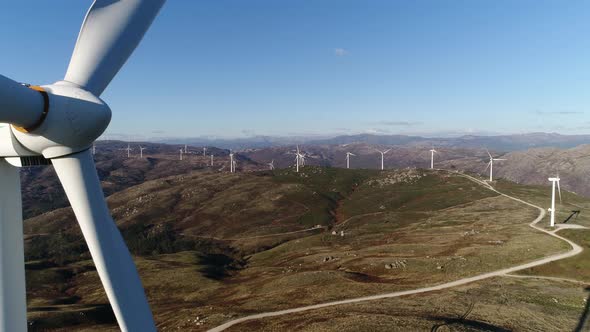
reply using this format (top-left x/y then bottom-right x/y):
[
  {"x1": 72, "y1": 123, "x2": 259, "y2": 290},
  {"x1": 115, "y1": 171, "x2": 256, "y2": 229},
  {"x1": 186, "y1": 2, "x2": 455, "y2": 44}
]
[{"x1": 159, "y1": 132, "x2": 590, "y2": 151}]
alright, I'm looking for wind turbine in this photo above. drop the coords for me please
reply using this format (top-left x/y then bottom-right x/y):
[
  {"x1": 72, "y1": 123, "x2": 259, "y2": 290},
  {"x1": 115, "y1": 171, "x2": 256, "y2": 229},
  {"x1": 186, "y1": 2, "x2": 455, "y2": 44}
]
[
  {"x1": 210, "y1": 154, "x2": 214, "y2": 166},
  {"x1": 184, "y1": 144, "x2": 188, "y2": 154},
  {"x1": 346, "y1": 152, "x2": 355, "y2": 169},
  {"x1": 484, "y1": 150, "x2": 506, "y2": 182},
  {"x1": 92, "y1": 143, "x2": 96, "y2": 156},
  {"x1": 548, "y1": 175, "x2": 562, "y2": 227},
  {"x1": 377, "y1": 149, "x2": 391, "y2": 170},
  {"x1": 0, "y1": 1, "x2": 165, "y2": 331},
  {"x1": 229, "y1": 152, "x2": 235, "y2": 173},
  {"x1": 126, "y1": 143, "x2": 132, "y2": 158},
  {"x1": 429, "y1": 148, "x2": 437, "y2": 169},
  {"x1": 268, "y1": 160, "x2": 275, "y2": 170},
  {"x1": 179, "y1": 148, "x2": 184, "y2": 161},
  {"x1": 203, "y1": 147, "x2": 207, "y2": 157},
  {"x1": 139, "y1": 146, "x2": 146, "y2": 159},
  {"x1": 294, "y1": 145, "x2": 302, "y2": 172}
]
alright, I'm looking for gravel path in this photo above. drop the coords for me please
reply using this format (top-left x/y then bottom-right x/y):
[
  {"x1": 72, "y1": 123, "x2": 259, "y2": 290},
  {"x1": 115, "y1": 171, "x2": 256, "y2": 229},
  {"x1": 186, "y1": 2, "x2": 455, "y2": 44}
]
[{"x1": 207, "y1": 171, "x2": 584, "y2": 332}]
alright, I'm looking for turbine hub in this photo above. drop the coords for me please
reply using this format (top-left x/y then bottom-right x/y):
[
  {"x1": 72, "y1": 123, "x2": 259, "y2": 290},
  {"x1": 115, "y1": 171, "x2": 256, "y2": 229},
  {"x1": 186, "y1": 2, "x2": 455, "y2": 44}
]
[{"x1": 11, "y1": 81, "x2": 111, "y2": 158}]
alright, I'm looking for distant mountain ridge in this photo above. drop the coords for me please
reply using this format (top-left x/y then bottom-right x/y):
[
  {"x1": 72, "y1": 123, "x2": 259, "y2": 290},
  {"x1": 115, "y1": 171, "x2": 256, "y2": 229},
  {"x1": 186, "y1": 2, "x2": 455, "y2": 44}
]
[{"x1": 160, "y1": 132, "x2": 590, "y2": 152}]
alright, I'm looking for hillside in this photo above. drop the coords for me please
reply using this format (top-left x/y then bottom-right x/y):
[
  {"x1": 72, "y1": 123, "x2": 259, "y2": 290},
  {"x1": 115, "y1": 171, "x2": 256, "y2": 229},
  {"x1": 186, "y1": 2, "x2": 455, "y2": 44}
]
[
  {"x1": 22, "y1": 166, "x2": 590, "y2": 331},
  {"x1": 20, "y1": 141, "x2": 260, "y2": 219}
]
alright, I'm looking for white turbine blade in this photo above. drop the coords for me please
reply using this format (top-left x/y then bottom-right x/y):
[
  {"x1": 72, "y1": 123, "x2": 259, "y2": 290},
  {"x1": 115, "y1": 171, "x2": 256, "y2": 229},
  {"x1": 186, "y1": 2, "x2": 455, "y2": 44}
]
[
  {"x1": 484, "y1": 161, "x2": 491, "y2": 172},
  {"x1": 486, "y1": 149, "x2": 492, "y2": 159},
  {"x1": 52, "y1": 150, "x2": 155, "y2": 331},
  {"x1": 384, "y1": 149, "x2": 391, "y2": 154},
  {"x1": 0, "y1": 159, "x2": 27, "y2": 331},
  {"x1": 64, "y1": 0, "x2": 166, "y2": 96},
  {"x1": 557, "y1": 180, "x2": 562, "y2": 204},
  {"x1": 493, "y1": 158, "x2": 507, "y2": 161},
  {"x1": 0, "y1": 74, "x2": 45, "y2": 128},
  {"x1": 350, "y1": 153, "x2": 356, "y2": 156}
]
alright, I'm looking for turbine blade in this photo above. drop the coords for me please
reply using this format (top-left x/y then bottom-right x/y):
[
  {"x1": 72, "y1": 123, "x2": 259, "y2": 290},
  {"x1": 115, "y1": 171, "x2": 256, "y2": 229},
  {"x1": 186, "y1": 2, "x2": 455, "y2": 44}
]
[
  {"x1": 484, "y1": 161, "x2": 491, "y2": 172},
  {"x1": 486, "y1": 149, "x2": 492, "y2": 159},
  {"x1": 557, "y1": 180, "x2": 562, "y2": 204},
  {"x1": 52, "y1": 150, "x2": 156, "y2": 331},
  {"x1": 0, "y1": 74, "x2": 45, "y2": 128},
  {"x1": 64, "y1": 0, "x2": 166, "y2": 96},
  {"x1": 0, "y1": 159, "x2": 27, "y2": 330}
]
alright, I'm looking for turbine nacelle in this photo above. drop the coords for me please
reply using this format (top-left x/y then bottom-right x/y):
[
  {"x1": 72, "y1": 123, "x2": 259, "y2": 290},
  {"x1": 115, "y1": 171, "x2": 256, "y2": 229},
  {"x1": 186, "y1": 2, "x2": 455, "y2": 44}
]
[{"x1": 4, "y1": 81, "x2": 111, "y2": 159}]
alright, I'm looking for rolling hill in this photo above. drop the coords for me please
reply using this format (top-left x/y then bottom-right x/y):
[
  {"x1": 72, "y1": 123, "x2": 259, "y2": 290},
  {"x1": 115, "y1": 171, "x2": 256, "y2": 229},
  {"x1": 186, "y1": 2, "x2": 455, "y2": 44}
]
[{"x1": 21, "y1": 165, "x2": 590, "y2": 331}]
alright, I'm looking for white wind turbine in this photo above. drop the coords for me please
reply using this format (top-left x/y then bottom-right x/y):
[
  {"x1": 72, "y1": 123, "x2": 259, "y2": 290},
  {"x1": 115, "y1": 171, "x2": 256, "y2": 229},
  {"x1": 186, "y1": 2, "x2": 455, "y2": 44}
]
[
  {"x1": 484, "y1": 149, "x2": 506, "y2": 182},
  {"x1": 346, "y1": 152, "x2": 355, "y2": 169},
  {"x1": 139, "y1": 146, "x2": 146, "y2": 159},
  {"x1": 184, "y1": 144, "x2": 188, "y2": 154},
  {"x1": 294, "y1": 145, "x2": 303, "y2": 172},
  {"x1": 179, "y1": 148, "x2": 184, "y2": 161},
  {"x1": 377, "y1": 149, "x2": 391, "y2": 170},
  {"x1": 0, "y1": 1, "x2": 165, "y2": 331},
  {"x1": 429, "y1": 148, "x2": 437, "y2": 169},
  {"x1": 210, "y1": 154, "x2": 214, "y2": 166},
  {"x1": 203, "y1": 147, "x2": 207, "y2": 157},
  {"x1": 268, "y1": 160, "x2": 275, "y2": 170},
  {"x1": 125, "y1": 143, "x2": 132, "y2": 158},
  {"x1": 229, "y1": 152, "x2": 235, "y2": 173},
  {"x1": 548, "y1": 175, "x2": 562, "y2": 227}
]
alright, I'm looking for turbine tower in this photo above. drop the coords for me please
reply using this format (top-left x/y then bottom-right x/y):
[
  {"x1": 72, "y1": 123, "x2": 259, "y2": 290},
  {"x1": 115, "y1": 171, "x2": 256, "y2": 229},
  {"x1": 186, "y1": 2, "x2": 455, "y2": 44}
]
[
  {"x1": 179, "y1": 148, "x2": 184, "y2": 161},
  {"x1": 548, "y1": 175, "x2": 562, "y2": 227},
  {"x1": 203, "y1": 147, "x2": 207, "y2": 157},
  {"x1": 377, "y1": 149, "x2": 391, "y2": 170},
  {"x1": 429, "y1": 148, "x2": 437, "y2": 169},
  {"x1": 184, "y1": 144, "x2": 188, "y2": 154},
  {"x1": 0, "y1": 1, "x2": 166, "y2": 331},
  {"x1": 484, "y1": 150, "x2": 506, "y2": 182},
  {"x1": 139, "y1": 146, "x2": 146, "y2": 159},
  {"x1": 346, "y1": 152, "x2": 355, "y2": 169},
  {"x1": 210, "y1": 154, "x2": 214, "y2": 166}
]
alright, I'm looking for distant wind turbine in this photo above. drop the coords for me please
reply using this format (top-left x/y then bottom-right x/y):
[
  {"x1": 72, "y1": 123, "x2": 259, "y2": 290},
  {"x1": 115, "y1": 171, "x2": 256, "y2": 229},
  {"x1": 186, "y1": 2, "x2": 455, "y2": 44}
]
[
  {"x1": 184, "y1": 144, "x2": 188, "y2": 154},
  {"x1": 548, "y1": 175, "x2": 562, "y2": 227},
  {"x1": 139, "y1": 146, "x2": 146, "y2": 159},
  {"x1": 376, "y1": 149, "x2": 391, "y2": 170},
  {"x1": 268, "y1": 160, "x2": 275, "y2": 170},
  {"x1": 125, "y1": 144, "x2": 132, "y2": 158},
  {"x1": 229, "y1": 152, "x2": 235, "y2": 173},
  {"x1": 210, "y1": 154, "x2": 214, "y2": 166},
  {"x1": 179, "y1": 148, "x2": 183, "y2": 161},
  {"x1": 429, "y1": 148, "x2": 437, "y2": 169},
  {"x1": 203, "y1": 147, "x2": 207, "y2": 157},
  {"x1": 484, "y1": 149, "x2": 506, "y2": 182},
  {"x1": 346, "y1": 152, "x2": 355, "y2": 169},
  {"x1": 294, "y1": 145, "x2": 304, "y2": 173},
  {"x1": 92, "y1": 143, "x2": 96, "y2": 156}
]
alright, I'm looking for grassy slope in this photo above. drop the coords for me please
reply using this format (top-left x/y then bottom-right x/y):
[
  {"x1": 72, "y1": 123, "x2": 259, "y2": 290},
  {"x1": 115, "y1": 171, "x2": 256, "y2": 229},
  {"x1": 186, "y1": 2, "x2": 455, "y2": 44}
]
[
  {"x1": 23, "y1": 167, "x2": 586, "y2": 331},
  {"x1": 519, "y1": 229, "x2": 590, "y2": 283}
]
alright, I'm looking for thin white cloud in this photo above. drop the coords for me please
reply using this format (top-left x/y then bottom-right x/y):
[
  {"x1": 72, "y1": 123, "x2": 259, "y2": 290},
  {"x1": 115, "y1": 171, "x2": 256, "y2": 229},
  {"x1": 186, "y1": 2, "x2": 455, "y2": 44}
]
[
  {"x1": 334, "y1": 48, "x2": 349, "y2": 56},
  {"x1": 534, "y1": 110, "x2": 584, "y2": 115},
  {"x1": 371, "y1": 121, "x2": 422, "y2": 127}
]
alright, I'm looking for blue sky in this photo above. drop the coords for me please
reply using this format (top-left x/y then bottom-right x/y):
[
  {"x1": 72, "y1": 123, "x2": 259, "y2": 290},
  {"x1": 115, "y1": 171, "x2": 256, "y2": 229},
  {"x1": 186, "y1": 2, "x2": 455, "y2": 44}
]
[{"x1": 1, "y1": 1, "x2": 590, "y2": 139}]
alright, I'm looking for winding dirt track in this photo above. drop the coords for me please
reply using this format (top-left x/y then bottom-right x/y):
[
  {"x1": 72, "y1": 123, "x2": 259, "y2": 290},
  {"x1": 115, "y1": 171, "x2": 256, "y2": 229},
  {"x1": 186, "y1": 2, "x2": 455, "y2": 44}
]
[{"x1": 208, "y1": 171, "x2": 583, "y2": 332}]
